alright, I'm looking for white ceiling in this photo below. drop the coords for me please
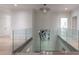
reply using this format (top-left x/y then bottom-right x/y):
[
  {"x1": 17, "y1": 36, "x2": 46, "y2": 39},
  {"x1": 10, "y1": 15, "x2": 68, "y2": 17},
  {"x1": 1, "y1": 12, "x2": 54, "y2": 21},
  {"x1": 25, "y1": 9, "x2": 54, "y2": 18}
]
[
  {"x1": 0, "y1": 4, "x2": 79, "y2": 12},
  {"x1": 46, "y1": 4, "x2": 79, "y2": 12}
]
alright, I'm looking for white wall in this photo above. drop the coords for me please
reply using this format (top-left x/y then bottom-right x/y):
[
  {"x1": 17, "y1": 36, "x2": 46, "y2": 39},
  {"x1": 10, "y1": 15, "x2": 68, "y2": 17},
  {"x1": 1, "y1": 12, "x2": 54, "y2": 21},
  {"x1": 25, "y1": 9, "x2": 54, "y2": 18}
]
[
  {"x1": 11, "y1": 10, "x2": 33, "y2": 50},
  {"x1": 70, "y1": 8, "x2": 79, "y2": 30},
  {"x1": 0, "y1": 11, "x2": 11, "y2": 36},
  {"x1": 12, "y1": 10, "x2": 32, "y2": 30}
]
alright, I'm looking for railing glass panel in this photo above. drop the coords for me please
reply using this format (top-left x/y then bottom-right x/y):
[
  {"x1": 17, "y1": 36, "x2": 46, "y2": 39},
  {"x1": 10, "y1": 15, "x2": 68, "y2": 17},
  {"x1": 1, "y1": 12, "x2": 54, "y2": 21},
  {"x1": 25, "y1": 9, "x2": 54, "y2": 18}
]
[
  {"x1": 57, "y1": 28, "x2": 79, "y2": 50},
  {"x1": 12, "y1": 28, "x2": 32, "y2": 54}
]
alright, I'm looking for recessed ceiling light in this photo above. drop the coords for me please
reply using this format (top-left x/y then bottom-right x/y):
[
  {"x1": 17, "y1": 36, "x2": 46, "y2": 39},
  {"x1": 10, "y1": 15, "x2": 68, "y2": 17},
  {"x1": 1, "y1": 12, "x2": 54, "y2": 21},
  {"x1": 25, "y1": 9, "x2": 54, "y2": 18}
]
[
  {"x1": 65, "y1": 8, "x2": 68, "y2": 11},
  {"x1": 14, "y1": 4, "x2": 18, "y2": 7}
]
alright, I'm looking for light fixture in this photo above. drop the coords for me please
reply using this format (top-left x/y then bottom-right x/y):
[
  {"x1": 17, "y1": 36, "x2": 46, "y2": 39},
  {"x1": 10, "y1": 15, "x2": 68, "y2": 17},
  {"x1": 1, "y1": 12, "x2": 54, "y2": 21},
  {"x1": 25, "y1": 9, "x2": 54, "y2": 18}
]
[
  {"x1": 40, "y1": 4, "x2": 50, "y2": 13},
  {"x1": 65, "y1": 8, "x2": 68, "y2": 11},
  {"x1": 14, "y1": 4, "x2": 18, "y2": 7}
]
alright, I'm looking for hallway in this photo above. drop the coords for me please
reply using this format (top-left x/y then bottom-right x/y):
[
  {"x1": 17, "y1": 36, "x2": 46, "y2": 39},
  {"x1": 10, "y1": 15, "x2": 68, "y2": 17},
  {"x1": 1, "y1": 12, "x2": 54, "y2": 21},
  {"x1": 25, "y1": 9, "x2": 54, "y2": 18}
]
[{"x1": 0, "y1": 4, "x2": 79, "y2": 55}]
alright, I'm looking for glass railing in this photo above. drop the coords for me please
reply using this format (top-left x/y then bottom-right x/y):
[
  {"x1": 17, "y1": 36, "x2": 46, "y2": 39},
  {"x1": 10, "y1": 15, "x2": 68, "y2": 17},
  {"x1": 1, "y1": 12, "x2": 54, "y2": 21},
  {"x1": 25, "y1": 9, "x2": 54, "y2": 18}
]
[
  {"x1": 33, "y1": 28, "x2": 79, "y2": 52},
  {"x1": 57, "y1": 28, "x2": 79, "y2": 50},
  {"x1": 12, "y1": 28, "x2": 79, "y2": 54},
  {"x1": 12, "y1": 28, "x2": 32, "y2": 53},
  {"x1": 33, "y1": 29, "x2": 57, "y2": 52}
]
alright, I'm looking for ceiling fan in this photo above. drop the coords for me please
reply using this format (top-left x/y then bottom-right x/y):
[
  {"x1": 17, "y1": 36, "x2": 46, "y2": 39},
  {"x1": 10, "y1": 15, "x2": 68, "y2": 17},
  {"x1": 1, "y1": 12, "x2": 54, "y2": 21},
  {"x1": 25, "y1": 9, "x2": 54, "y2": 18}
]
[{"x1": 40, "y1": 4, "x2": 50, "y2": 13}]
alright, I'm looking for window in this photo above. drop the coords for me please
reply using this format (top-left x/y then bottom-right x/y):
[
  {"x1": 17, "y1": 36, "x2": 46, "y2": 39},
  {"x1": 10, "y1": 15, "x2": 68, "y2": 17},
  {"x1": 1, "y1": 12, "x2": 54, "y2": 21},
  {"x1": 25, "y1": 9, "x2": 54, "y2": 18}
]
[{"x1": 60, "y1": 18, "x2": 68, "y2": 28}]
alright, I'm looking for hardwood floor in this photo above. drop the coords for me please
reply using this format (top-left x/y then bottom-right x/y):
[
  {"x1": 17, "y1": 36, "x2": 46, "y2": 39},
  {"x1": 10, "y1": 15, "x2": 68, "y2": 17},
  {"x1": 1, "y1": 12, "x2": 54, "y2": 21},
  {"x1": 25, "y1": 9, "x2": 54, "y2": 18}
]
[{"x1": 0, "y1": 36, "x2": 12, "y2": 55}]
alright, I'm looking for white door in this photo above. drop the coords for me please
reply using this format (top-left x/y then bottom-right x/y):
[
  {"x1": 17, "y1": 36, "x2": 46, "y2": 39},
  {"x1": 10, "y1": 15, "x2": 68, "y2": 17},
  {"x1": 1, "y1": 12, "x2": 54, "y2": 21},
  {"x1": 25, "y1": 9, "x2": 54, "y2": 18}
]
[{"x1": 72, "y1": 16, "x2": 77, "y2": 30}]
